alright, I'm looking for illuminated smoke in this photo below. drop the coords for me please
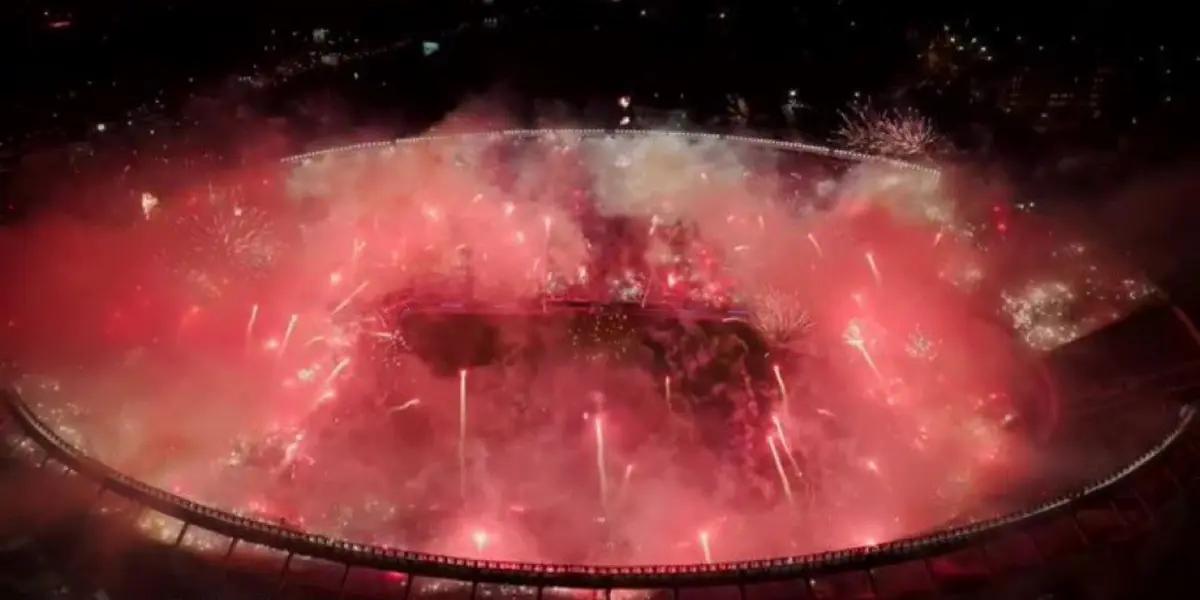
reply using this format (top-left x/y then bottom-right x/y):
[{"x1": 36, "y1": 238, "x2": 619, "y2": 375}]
[{"x1": 0, "y1": 127, "x2": 1158, "y2": 566}]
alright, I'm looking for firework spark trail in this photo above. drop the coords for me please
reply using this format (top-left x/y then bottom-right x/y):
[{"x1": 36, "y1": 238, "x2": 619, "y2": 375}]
[
  {"x1": 772, "y1": 364, "x2": 789, "y2": 416},
  {"x1": 865, "y1": 251, "x2": 882, "y2": 287},
  {"x1": 806, "y1": 233, "x2": 823, "y2": 258},
  {"x1": 140, "y1": 192, "x2": 158, "y2": 220},
  {"x1": 472, "y1": 530, "x2": 489, "y2": 554},
  {"x1": 542, "y1": 216, "x2": 554, "y2": 281},
  {"x1": 864, "y1": 458, "x2": 882, "y2": 475},
  {"x1": 279, "y1": 314, "x2": 299, "y2": 356},
  {"x1": 594, "y1": 415, "x2": 608, "y2": 510},
  {"x1": 279, "y1": 431, "x2": 305, "y2": 471},
  {"x1": 664, "y1": 375, "x2": 673, "y2": 413},
  {"x1": 331, "y1": 281, "x2": 370, "y2": 317},
  {"x1": 844, "y1": 321, "x2": 883, "y2": 381},
  {"x1": 387, "y1": 398, "x2": 421, "y2": 413},
  {"x1": 699, "y1": 530, "x2": 713, "y2": 564},
  {"x1": 324, "y1": 357, "x2": 351, "y2": 386},
  {"x1": 772, "y1": 414, "x2": 804, "y2": 482},
  {"x1": 767, "y1": 435, "x2": 794, "y2": 505},
  {"x1": 616, "y1": 463, "x2": 635, "y2": 505},
  {"x1": 244, "y1": 303, "x2": 259, "y2": 348},
  {"x1": 459, "y1": 369, "x2": 468, "y2": 499}
]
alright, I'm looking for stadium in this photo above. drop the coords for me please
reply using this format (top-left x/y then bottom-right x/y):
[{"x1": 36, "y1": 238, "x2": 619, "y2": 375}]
[{"x1": 2, "y1": 130, "x2": 1198, "y2": 599}]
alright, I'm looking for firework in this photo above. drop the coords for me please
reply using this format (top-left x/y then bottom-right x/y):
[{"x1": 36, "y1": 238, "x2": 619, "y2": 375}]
[
  {"x1": 325, "y1": 357, "x2": 351, "y2": 386},
  {"x1": 459, "y1": 369, "x2": 468, "y2": 499},
  {"x1": 772, "y1": 415, "x2": 804, "y2": 482},
  {"x1": 184, "y1": 201, "x2": 283, "y2": 272},
  {"x1": 664, "y1": 375, "x2": 673, "y2": 413},
  {"x1": 617, "y1": 463, "x2": 635, "y2": 505},
  {"x1": 807, "y1": 233, "x2": 823, "y2": 257},
  {"x1": 834, "y1": 103, "x2": 946, "y2": 158},
  {"x1": 1000, "y1": 279, "x2": 1108, "y2": 350},
  {"x1": 843, "y1": 321, "x2": 882, "y2": 380},
  {"x1": 279, "y1": 314, "x2": 299, "y2": 356},
  {"x1": 140, "y1": 192, "x2": 159, "y2": 220},
  {"x1": 767, "y1": 435, "x2": 794, "y2": 505},
  {"x1": 751, "y1": 291, "x2": 811, "y2": 346},
  {"x1": 331, "y1": 281, "x2": 371, "y2": 317},
  {"x1": 244, "y1": 304, "x2": 259, "y2": 348},
  {"x1": 863, "y1": 458, "x2": 882, "y2": 476},
  {"x1": 388, "y1": 398, "x2": 421, "y2": 413},
  {"x1": 865, "y1": 251, "x2": 882, "y2": 287},
  {"x1": 772, "y1": 364, "x2": 789, "y2": 416},
  {"x1": 699, "y1": 530, "x2": 713, "y2": 564},
  {"x1": 472, "y1": 530, "x2": 489, "y2": 554},
  {"x1": 594, "y1": 415, "x2": 608, "y2": 510}
]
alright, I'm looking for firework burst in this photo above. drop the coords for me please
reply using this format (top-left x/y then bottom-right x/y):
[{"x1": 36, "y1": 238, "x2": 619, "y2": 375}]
[
  {"x1": 834, "y1": 103, "x2": 947, "y2": 158},
  {"x1": 748, "y1": 288, "x2": 812, "y2": 347},
  {"x1": 178, "y1": 195, "x2": 286, "y2": 282}
]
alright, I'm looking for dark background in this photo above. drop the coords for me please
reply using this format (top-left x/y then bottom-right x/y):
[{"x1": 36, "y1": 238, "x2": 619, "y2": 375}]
[
  {"x1": 6, "y1": 0, "x2": 1200, "y2": 292},
  {"x1": 2, "y1": 1, "x2": 1198, "y2": 159}
]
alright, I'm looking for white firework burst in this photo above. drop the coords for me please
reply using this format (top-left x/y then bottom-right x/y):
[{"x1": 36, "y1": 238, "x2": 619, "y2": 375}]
[
  {"x1": 184, "y1": 203, "x2": 283, "y2": 273},
  {"x1": 750, "y1": 289, "x2": 812, "y2": 346},
  {"x1": 835, "y1": 103, "x2": 946, "y2": 158}
]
